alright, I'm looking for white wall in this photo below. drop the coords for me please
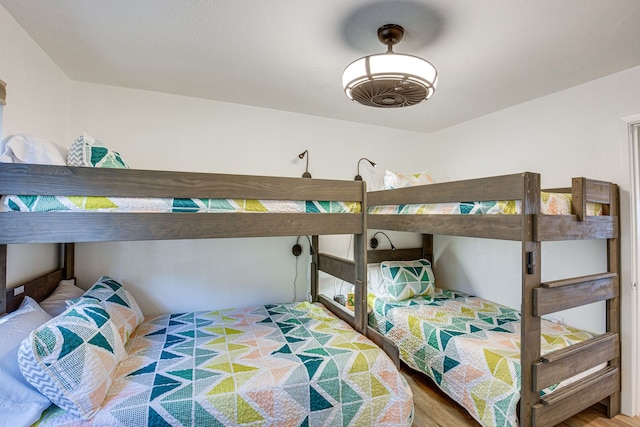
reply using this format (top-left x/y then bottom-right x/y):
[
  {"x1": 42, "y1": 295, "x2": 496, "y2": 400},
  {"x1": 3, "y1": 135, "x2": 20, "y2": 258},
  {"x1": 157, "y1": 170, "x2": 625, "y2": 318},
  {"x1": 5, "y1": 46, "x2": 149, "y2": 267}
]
[
  {"x1": 423, "y1": 65, "x2": 640, "y2": 415},
  {"x1": 2, "y1": 1, "x2": 637, "y2": 412},
  {"x1": 0, "y1": 6, "x2": 71, "y2": 287},
  {"x1": 67, "y1": 81, "x2": 430, "y2": 315}
]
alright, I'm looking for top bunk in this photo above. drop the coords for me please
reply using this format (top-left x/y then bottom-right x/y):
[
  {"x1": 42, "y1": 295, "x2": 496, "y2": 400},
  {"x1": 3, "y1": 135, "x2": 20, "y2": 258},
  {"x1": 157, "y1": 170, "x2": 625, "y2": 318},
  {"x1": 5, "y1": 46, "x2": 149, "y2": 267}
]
[
  {"x1": 367, "y1": 172, "x2": 619, "y2": 242},
  {"x1": 0, "y1": 163, "x2": 365, "y2": 243}
]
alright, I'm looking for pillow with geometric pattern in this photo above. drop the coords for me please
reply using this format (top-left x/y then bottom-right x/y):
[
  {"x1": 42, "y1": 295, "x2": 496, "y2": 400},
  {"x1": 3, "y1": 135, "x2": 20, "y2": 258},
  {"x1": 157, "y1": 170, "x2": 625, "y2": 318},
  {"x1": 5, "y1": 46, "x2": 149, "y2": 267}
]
[
  {"x1": 17, "y1": 298, "x2": 125, "y2": 420},
  {"x1": 383, "y1": 169, "x2": 433, "y2": 189},
  {"x1": 380, "y1": 258, "x2": 435, "y2": 301},
  {"x1": 67, "y1": 132, "x2": 129, "y2": 169},
  {"x1": 78, "y1": 276, "x2": 144, "y2": 345}
]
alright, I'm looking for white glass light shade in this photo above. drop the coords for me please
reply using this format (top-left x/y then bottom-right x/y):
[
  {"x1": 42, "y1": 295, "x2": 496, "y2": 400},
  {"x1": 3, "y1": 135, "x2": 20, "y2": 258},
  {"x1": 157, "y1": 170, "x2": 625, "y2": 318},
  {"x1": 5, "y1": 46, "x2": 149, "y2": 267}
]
[{"x1": 342, "y1": 52, "x2": 438, "y2": 107}]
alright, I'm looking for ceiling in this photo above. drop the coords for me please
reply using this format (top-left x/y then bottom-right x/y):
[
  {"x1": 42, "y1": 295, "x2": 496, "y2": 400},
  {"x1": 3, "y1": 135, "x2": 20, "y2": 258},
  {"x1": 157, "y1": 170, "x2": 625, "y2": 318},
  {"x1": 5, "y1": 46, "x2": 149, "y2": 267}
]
[{"x1": 2, "y1": 0, "x2": 640, "y2": 134}]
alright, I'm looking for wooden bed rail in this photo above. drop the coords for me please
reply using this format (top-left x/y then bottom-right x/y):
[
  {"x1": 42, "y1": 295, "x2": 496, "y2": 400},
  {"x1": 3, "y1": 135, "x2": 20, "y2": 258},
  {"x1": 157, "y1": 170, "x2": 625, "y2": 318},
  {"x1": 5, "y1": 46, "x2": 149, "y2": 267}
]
[
  {"x1": 0, "y1": 163, "x2": 364, "y2": 201},
  {"x1": 572, "y1": 178, "x2": 615, "y2": 221},
  {"x1": 368, "y1": 172, "x2": 529, "y2": 206}
]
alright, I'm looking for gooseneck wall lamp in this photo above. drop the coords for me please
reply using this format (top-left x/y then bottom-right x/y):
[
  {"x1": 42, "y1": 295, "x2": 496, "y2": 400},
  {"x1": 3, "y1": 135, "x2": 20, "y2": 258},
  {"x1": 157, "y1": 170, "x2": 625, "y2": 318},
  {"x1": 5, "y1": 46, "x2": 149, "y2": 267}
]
[
  {"x1": 354, "y1": 157, "x2": 377, "y2": 181},
  {"x1": 370, "y1": 231, "x2": 396, "y2": 251},
  {"x1": 298, "y1": 150, "x2": 311, "y2": 178}
]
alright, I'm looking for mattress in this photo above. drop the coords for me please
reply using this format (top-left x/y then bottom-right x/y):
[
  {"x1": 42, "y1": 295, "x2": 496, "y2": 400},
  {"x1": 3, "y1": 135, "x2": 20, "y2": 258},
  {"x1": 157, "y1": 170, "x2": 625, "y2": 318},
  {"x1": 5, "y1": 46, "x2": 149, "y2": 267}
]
[
  {"x1": 367, "y1": 289, "x2": 595, "y2": 427},
  {"x1": 36, "y1": 301, "x2": 413, "y2": 427},
  {"x1": 368, "y1": 191, "x2": 602, "y2": 215},
  {"x1": 2, "y1": 195, "x2": 360, "y2": 214}
]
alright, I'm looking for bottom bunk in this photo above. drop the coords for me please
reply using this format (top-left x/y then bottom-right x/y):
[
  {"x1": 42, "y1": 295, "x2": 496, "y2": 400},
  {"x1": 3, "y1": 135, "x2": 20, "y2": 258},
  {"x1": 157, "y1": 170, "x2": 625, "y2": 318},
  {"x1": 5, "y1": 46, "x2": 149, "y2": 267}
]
[
  {"x1": 367, "y1": 288, "x2": 599, "y2": 427},
  {"x1": 1, "y1": 268, "x2": 414, "y2": 427}
]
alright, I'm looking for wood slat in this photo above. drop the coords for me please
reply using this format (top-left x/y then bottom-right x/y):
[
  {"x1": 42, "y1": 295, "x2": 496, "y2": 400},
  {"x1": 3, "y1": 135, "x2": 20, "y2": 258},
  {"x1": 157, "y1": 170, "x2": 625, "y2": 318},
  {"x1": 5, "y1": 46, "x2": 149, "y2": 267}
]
[
  {"x1": 519, "y1": 172, "x2": 541, "y2": 427},
  {"x1": 367, "y1": 248, "x2": 424, "y2": 264},
  {"x1": 368, "y1": 214, "x2": 523, "y2": 240},
  {"x1": 353, "y1": 226, "x2": 367, "y2": 332},
  {"x1": 63, "y1": 243, "x2": 75, "y2": 279},
  {"x1": 606, "y1": 183, "x2": 621, "y2": 417},
  {"x1": 533, "y1": 333, "x2": 619, "y2": 390},
  {"x1": 533, "y1": 367, "x2": 619, "y2": 427},
  {"x1": 0, "y1": 163, "x2": 364, "y2": 201},
  {"x1": 585, "y1": 179, "x2": 613, "y2": 204},
  {"x1": 368, "y1": 173, "x2": 528, "y2": 206},
  {"x1": 534, "y1": 216, "x2": 617, "y2": 241},
  {"x1": 534, "y1": 275, "x2": 618, "y2": 316},
  {"x1": 541, "y1": 272, "x2": 616, "y2": 288},
  {"x1": 318, "y1": 253, "x2": 355, "y2": 284},
  {"x1": 0, "y1": 212, "x2": 362, "y2": 243}
]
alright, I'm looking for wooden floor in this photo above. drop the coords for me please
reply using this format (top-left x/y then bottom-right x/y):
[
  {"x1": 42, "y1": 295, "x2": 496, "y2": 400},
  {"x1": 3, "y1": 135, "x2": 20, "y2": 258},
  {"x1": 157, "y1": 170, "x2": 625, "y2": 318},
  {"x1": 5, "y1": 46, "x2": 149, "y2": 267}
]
[{"x1": 402, "y1": 365, "x2": 640, "y2": 426}]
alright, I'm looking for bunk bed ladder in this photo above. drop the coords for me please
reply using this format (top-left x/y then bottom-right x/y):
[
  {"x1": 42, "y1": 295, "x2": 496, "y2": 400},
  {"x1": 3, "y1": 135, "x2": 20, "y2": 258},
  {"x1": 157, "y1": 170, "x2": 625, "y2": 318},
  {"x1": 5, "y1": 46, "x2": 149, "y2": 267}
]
[{"x1": 529, "y1": 180, "x2": 621, "y2": 426}]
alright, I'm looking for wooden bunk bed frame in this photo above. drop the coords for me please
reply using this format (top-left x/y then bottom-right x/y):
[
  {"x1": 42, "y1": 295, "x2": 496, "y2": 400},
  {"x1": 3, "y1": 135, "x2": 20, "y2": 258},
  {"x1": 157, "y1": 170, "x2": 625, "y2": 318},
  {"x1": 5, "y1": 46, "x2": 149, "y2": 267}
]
[
  {"x1": 315, "y1": 172, "x2": 620, "y2": 427},
  {"x1": 0, "y1": 163, "x2": 368, "y2": 332}
]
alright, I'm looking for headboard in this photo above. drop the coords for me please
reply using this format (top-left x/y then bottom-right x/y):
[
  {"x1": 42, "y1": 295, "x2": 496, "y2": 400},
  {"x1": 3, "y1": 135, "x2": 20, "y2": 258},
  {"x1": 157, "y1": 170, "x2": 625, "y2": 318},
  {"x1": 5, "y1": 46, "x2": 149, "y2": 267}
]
[{"x1": 1, "y1": 243, "x2": 74, "y2": 314}]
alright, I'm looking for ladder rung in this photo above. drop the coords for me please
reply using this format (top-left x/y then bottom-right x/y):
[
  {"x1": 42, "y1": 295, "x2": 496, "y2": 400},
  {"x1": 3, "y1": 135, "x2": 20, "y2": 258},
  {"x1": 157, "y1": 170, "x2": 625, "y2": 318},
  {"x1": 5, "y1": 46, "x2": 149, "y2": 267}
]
[
  {"x1": 540, "y1": 366, "x2": 617, "y2": 406},
  {"x1": 541, "y1": 332, "x2": 617, "y2": 363},
  {"x1": 541, "y1": 272, "x2": 616, "y2": 289}
]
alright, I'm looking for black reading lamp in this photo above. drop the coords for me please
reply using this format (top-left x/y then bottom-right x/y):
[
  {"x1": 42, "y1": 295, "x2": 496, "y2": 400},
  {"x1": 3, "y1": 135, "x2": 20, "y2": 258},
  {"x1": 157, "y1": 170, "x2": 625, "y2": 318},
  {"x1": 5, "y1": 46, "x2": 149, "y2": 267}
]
[
  {"x1": 298, "y1": 150, "x2": 311, "y2": 178},
  {"x1": 370, "y1": 231, "x2": 396, "y2": 250},
  {"x1": 354, "y1": 157, "x2": 377, "y2": 181}
]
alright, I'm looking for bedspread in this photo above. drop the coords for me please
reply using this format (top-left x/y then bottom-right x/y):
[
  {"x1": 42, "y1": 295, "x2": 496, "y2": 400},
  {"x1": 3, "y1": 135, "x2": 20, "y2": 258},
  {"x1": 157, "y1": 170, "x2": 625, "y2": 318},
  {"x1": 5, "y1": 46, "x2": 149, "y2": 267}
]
[
  {"x1": 36, "y1": 302, "x2": 412, "y2": 427},
  {"x1": 368, "y1": 289, "x2": 595, "y2": 427},
  {"x1": 368, "y1": 191, "x2": 601, "y2": 216},
  {"x1": 3, "y1": 195, "x2": 360, "y2": 214}
]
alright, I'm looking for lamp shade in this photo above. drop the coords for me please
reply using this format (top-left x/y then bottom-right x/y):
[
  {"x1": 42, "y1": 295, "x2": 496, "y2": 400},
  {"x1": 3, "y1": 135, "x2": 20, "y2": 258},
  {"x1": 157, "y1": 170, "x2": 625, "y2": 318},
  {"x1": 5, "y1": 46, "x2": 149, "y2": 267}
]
[
  {"x1": 343, "y1": 52, "x2": 438, "y2": 107},
  {"x1": 342, "y1": 24, "x2": 438, "y2": 108}
]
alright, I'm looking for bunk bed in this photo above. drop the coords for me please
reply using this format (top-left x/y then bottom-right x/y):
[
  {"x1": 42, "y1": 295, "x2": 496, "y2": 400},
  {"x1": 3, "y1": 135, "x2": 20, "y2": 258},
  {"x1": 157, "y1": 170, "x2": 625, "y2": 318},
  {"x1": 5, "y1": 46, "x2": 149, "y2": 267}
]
[
  {"x1": 322, "y1": 172, "x2": 620, "y2": 427},
  {"x1": 0, "y1": 163, "x2": 414, "y2": 427}
]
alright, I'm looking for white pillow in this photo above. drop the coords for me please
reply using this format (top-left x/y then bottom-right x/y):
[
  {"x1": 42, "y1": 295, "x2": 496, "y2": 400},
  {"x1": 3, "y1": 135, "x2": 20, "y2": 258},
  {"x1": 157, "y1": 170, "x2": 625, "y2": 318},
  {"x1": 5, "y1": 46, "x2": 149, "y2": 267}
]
[
  {"x1": 367, "y1": 263, "x2": 392, "y2": 299},
  {"x1": 39, "y1": 279, "x2": 85, "y2": 317},
  {"x1": 383, "y1": 169, "x2": 433, "y2": 189},
  {"x1": 0, "y1": 134, "x2": 67, "y2": 165},
  {"x1": 0, "y1": 297, "x2": 52, "y2": 427}
]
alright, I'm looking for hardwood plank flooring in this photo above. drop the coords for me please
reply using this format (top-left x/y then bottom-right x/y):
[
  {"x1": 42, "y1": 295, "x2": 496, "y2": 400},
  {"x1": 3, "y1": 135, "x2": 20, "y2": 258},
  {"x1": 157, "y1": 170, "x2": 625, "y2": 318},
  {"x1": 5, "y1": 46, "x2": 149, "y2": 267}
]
[{"x1": 402, "y1": 365, "x2": 640, "y2": 426}]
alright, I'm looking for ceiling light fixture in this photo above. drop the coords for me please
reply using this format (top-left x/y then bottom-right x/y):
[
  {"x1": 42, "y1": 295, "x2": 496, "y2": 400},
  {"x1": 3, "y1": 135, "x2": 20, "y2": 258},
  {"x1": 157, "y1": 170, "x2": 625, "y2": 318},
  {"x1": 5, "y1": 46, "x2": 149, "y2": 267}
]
[{"x1": 342, "y1": 24, "x2": 438, "y2": 108}]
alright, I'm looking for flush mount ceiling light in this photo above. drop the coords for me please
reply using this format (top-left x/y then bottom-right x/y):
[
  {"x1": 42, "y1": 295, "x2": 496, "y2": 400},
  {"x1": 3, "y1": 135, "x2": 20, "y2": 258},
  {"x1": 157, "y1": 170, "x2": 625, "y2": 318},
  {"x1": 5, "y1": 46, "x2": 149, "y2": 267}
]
[{"x1": 342, "y1": 24, "x2": 438, "y2": 108}]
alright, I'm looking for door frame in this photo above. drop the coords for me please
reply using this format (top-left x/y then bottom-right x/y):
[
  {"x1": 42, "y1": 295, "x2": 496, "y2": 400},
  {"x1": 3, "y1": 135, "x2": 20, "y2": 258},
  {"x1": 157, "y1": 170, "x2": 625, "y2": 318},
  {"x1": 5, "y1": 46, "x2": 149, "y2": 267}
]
[{"x1": 625, "y1": 113, "x2": 640, "y2": 416}]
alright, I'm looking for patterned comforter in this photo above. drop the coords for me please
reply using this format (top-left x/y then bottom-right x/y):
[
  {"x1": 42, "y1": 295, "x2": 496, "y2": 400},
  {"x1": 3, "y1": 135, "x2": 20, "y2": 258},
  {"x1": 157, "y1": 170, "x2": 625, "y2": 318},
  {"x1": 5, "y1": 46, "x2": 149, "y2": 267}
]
[
  {"x1": 3, "y1": 195, "x2": 360, "y2": 214},
  {"x1": 36, "y1": 302, "x2": 413, "y2": 427},
  {"x1": 368, "y1": 289, "x2": 595, "y2": 427},
  {"x1": 368, "y1": 191, "x2": 602, "y2": 215}
]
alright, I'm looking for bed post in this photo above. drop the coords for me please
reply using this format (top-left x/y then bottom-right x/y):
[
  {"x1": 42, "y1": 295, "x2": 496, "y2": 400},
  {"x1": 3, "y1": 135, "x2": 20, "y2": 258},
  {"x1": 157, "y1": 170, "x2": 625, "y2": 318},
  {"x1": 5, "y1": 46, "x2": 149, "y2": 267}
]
[
  {"x1": 520, "y1": 172, "x2": 541, "y2": 427},
  {"x1": 63, "y1": 243, "x2": 75, "y2": 279},
  {"x1": 353, "y1": 181, "x2": 368, "y2": 333},
  {"x1": 606, "y1": 183, "x2": 621, "y2": 417},
  {"x1": 0, "y1": 244, "x2": 6, "y2": 314},
  {"x1": 311, "y1": 235, "x2": 319, "y2": 302},
  {"x1": 422, "y1": 234, "x2": 433, "y2": 264}
]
